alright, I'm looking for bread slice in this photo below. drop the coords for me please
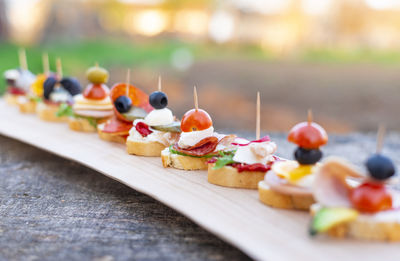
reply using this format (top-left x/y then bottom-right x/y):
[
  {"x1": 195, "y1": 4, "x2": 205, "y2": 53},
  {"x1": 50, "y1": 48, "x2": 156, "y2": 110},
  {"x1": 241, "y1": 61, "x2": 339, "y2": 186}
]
[
  {"x1": 126, "y1": 139, "x2": 166, "y2": 157},
  {"x1": 310, "y1": 205, "x2": 400, "y2": 241},
  {"x1": 161, "y1": 147, "x2": 208, "y2": 170},
  {"x1": 208, "y1": 163, "x2": 266, "y2": 189},
  {"x1": 68, "y1": 117, "x2": 97, "y2": 132},
  {"x1": 4, "y1": 93, "x2": 20, "y2": 105},
  {"x1": 36, "y1": 102, "x2": 68, "y2": 122},
  {"x1": 18, "y1": 100, "x2": 37, "y2": 114},
  {"x1": 97, "y1": 123, "x2": 127, "y2": 144},
  {"x1": 258, "y1": 180, "x2": 315, "y2": 210}
]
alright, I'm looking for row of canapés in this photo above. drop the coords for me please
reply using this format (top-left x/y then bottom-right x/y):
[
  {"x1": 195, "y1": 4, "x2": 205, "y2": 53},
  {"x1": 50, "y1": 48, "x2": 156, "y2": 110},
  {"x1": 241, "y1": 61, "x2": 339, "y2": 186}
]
[{"x1": 3, "y1": 50, "x2": 399, "y2": 242}]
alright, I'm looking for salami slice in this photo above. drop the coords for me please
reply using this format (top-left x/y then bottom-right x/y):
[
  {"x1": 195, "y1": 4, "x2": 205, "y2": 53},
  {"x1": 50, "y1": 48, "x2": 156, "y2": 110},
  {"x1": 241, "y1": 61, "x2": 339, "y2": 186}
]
[
  {"x1": 173, "y1": 136, "x2": 219, "y2": 157},
  {"x1": 102, "y1": 116, "x2": 132, "y2": 134}
]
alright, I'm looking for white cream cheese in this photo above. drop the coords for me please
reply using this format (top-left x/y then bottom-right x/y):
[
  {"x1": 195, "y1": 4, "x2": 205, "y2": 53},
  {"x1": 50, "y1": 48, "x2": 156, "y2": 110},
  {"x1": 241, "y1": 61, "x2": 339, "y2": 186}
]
[
  {"x1": 128, "y1": 119, "x2": 179, "y2": 146},
  {"x1": 50, "y1": 88, "x2": 71, "y2": 103},
  {"x1": 73, "y1": 94, "x2": 113, "y2": 111},
  {"x1": 4, "y1": 69, "x2": 19, "y2": 80},
  {"x1": 144, "y1": 108, "x2": 174, "y2": 126},
  {"x1": 233, "y1": 141, "x2": 277, "y2": 165},
  {"x1": 177, "y1": 126, "x2": 214, "y2": 148}
]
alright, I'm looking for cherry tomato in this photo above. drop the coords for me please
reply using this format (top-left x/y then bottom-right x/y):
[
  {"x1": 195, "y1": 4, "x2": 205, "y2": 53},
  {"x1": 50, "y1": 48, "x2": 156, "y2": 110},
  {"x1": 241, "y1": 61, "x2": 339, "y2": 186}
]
[
  {"x1": 181, "y1": 109, "x2": 212, "y2": 132},
  {"x1": 288, "y1": 122, "x2": 328, "y2": 149},
  {"x1": 350, "y1": 182, "x2": 392, "y2": 213},
  {"x1": 83, "y1": 83, "x2": 109, "y2": 100}
]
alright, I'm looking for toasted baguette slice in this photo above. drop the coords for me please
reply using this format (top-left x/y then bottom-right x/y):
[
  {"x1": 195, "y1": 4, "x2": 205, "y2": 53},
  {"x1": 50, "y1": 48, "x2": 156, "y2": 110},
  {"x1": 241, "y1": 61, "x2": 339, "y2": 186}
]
[
  {"x1": 258, "y1": 180, "x2": 315, "y2": 210},
  {"x1": 161, "y1": 147, "x2": 208, "y2": 170},
  {"x1": 69, "y1": 117, "x2": 97, "y2": 132},
  {"x1": 126, "y1": 139, "x2": 166, "y2": 157},
  {"x1": 36, "y1": 102, "x2": 67, "y2": 122},
  {"x1": 18, "y1": 100, "x2": 37, "y2": 114},
  {"x1": 208, "y1": 163, "x2": 265, "y2": 189},
  {"x1": 310, "y1": 204, "x2": 400, "y2": 241},
  {"x1": 97, "y1": 123, "x2": 127, "y2": 144},
  {"x1": 4, "y1": 93, "x2": 20, "y2": 105}
]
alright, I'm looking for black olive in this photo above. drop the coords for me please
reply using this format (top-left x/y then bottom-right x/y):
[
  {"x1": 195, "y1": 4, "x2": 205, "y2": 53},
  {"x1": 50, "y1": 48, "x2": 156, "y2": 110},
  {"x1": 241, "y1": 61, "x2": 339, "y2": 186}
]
[
  {"x1": 366, "y1": 154, "x2": 395, "y2": 180},
  {"x1": 60, "y1": 77, "x2": 82, "y2": 96},
  {"x1": 43, "y1": 76, "x2": 58, "y2": 100},
  {"x1": 114, "y1": 95, "x2": 132, "y2": 113},
  {"x1": 294, "y1": 147, "x2": 322, "y2": 165},
  {"x1": 149, "y1": 91, "x2": 168, "y2": 109}
]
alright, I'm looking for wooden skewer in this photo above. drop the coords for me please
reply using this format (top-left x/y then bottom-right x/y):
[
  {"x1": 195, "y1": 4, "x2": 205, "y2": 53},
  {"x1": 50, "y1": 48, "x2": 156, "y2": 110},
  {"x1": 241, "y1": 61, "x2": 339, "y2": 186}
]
[
  {"x1": 95, "y1": 62, "x2": 99, "y2": 67},
  {"x1": 42, "y1": 52, "x2": 49, "y2": 75},
  {"x1": 158, "y1": 76, "x2": 162, "y2": 92},
  {"x1": 193, "y1": 86, "x2": 198, "y2": 111},
  {"x1": 376, "y1": 124, "x2": 386, "y2": 154},
  {"x1": 126, "y1": 69, "x2": 130, "y2": 97},
  {"x1": 307, "y1": 109, "x2": 313, "y2": 125},
  {"x1": 56, "y1": 57, "x2": 63, "y2": 79},
  {"x1": 256, "y1": 91, "x2": 260, "y2": 140},
  {"x1": 18, "y1": 48, "x2": 28, "y2": 70}
]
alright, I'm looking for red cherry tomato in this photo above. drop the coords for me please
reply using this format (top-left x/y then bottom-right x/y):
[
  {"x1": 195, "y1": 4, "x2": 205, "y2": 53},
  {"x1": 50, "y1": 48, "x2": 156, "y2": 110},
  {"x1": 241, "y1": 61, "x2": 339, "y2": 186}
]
[
  {"x1": 350, "y1": 182, "x2": 392, "y2": 213},
  {"x1": 181, "y1": 109, "x2": 212, "y2": 132},
  {"x1": 288, "y1": 122, "x2": 328, "y2": 149},
  {"x1": 83, "y1": 84, "x2": 109, "y2": 100}
]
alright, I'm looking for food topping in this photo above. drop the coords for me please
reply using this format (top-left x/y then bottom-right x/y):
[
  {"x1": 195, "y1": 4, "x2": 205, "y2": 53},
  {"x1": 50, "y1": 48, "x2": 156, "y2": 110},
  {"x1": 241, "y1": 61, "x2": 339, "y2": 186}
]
[
  {"x1": 135, "y1": 121, "x2": 153, "y2": 137},
  {"x1": 272, "y1": 160, "x2": 315, "y2": 184},
  {"x1": 129, "y1": 120, "x2": 180, "y2": 146},
  {"x1": 102, "y1": 116, "x2": 132, "y2": 134},
  {"x1": 350, "y1": 182, "x2": 393, "y2": 213},
  {"x1": 149, "y1": 91, "x2": 168, "y2": 109},
  {"x1": 231, "y1": 161, "x2": 274, "y2": 173},
  {"x1": 181, "y1": 109, "x2": 212, "y2": 132},
  {"x1": 114, "y1": 95, "x2": 132, "y2": 113},
  {"x1": 294, "y1": 147, "x2": 322, "y2": 165},
  {"x1": 86, "y1": 65, "x2": 109, "y2": 84},
  {"x1": 43, "y1": 76, "x2": 82, "y2": 102},
  {"x1": 110, "y1": 83, "x2": 152, "y2": 122},
  {"x1": 232, "y1": 137, "x2": 277, "y2": 165},
  {"x1": 30, "y1": 74, "x2": 47, "y2": 97},
  {"x1": 366, "y1": 154, "x2": 396, "y2": 181},
  {"x1": 152, "y1": 121, "x2": 181, "y2": 133},
  {"x1": 173, "y1": 136, "x2": 219, "y2": 157},
  {"x1": 144, "y1": 108, "x2": 174, "y2": 126},
  {"x1": 178, "y1": 126, "x2": 214, "y2": 148},
  {"x1": 4, "y1": 69, "x2": 35, "y2": 93},
  {"x1": 309, "y1": 207, "x2": 359, "y2": 236},
  {"x1": 83, "y1": 84, "x2": 109, "y2": 100},
  {"x1": 288, "y1": 122, "x2": 328, "y2": 149},
  {"x1": 73, "y1": 94, "x2": 113, "y2": 111}
]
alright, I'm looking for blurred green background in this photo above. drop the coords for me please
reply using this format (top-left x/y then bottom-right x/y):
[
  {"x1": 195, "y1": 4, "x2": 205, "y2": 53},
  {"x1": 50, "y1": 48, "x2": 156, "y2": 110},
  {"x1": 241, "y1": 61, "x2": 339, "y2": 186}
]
[{"x1": 2, "y1": 0, "x2": 400, "y2": 133}]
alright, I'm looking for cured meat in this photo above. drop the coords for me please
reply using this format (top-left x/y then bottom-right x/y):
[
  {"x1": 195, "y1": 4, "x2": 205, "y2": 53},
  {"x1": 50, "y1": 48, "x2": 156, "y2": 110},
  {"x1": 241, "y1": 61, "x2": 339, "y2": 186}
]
[
  {"x1": 173, "y1": 136, "x2": 219, "y2": 157},
  {"x1": 8, "y1": 87, "x2": 25, "y2": 95},
  {"x1": 265, "y1": 171, "x2": 313, "y2": 196},
  {"x1": 232, "y1": 135, "x2": 270, "y2": 146},
  {"x1": 102, "y1": 116, "x2": 132, "y2": 134},
  {"x1": 231, "y1": 162, "x2": 273, "y2": 173}
]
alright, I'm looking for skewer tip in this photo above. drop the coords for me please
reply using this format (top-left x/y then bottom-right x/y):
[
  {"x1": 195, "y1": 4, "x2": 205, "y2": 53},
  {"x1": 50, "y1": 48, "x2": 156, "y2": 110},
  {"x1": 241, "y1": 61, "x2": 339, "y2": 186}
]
[
  {"x1": 307, "y1": 109, "x2": 313, "y2": 125},
  {"x1": 193, "y1": 86, "x2": 198, "y2": 111},
  {"x1": 376, "y1": 124, "x2": 386, "y2": 154},
  {"x1": 158, "y1": 75, "x2": 162, "y2": 92}
]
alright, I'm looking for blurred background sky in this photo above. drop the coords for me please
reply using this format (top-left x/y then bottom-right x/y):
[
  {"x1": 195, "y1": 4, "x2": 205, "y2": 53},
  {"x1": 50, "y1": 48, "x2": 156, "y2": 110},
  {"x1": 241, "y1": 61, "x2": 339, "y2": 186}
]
[{"x1": 1, "y1": 0, "x2": 400, "y2": 134}]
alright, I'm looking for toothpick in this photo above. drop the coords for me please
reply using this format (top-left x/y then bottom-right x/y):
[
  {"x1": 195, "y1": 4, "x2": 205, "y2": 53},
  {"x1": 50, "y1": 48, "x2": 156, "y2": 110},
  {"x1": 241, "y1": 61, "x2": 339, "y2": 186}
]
[
  {"x1": 256, "y1": 92, "x2": 260, "y2": 140},
  {"x1": 56, "y1": 57, "x2": 63, "y2": 79},
  {"x1": 376, "y1": 124, "x2": 386, "y2": 154},
  {"x1": 18, "y1": 48, "x2": 28, "y2": 70},
  {"x1": 42, "y1": 52, "x2": 49, "y2": 75},
  {"x1": 307, "y1": 109, "x2": 313, "y2": 125},
  {"x1": 193, "y1": 86, "x2": 198, "y2": 111},
  {"x1": 126, "y1": 69, "x2": 130, "y2": 97},
  {"x1": 95, "y1": 62, "x2": 99, "y2": 67},
  {"x1": 158, "y1": 76, "x2": 162, "y2": 92}
]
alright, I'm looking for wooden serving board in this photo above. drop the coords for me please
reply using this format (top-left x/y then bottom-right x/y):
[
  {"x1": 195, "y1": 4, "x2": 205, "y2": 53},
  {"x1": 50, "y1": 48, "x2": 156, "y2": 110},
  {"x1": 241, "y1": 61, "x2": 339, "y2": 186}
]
[{"x1": 0, "y1": 100, "x2": 398, "y2": 261}]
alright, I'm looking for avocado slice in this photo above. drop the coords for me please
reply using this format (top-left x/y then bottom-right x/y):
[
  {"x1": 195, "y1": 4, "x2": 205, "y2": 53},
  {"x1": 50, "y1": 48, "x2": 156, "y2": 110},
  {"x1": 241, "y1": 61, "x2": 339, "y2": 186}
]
[
  {"x1": 310, "y1": 207, "x2": 358, "y2": 236},
  {"x1": 122, "y1": 107, "x2": 148, "y2": 121},
  {"x1": 152, "y1": 121, "x2": 181, "y2": 133}
]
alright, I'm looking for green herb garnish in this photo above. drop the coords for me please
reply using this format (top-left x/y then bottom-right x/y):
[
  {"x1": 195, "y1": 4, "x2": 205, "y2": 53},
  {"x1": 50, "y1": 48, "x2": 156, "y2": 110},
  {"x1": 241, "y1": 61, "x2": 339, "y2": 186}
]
[
  {"x1": 212, "y1": 150, "x2": 237, "y2": 170},
  {"x1": 56, "y1": 103, "x2": 74, "y2": 118},
  {"x1": 169, "y1": 145, "x2": 217, "y2": 158}
]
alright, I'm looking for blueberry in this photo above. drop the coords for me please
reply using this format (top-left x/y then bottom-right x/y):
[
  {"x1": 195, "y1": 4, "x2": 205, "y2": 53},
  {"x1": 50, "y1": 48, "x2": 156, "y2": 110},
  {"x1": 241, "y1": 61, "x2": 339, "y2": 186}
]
[
  {"x1": 294, "y1": 147, "x2": 322, "y2": 165},
  {"x1": 60, "y1": 77, "x2": 82, "y2": 96},
  {"x1": 43, "y1": 76, "x2": 58, "y2": 100},
  {"x1": 366, "y1": 154, "x2": 395, "y2": 180},
  {"x1": 149, "y1": 91, "x2": 168, "y2": 109},
  {"x1": 114, "y1": 95, "x2": 132, "y2": 113}
]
